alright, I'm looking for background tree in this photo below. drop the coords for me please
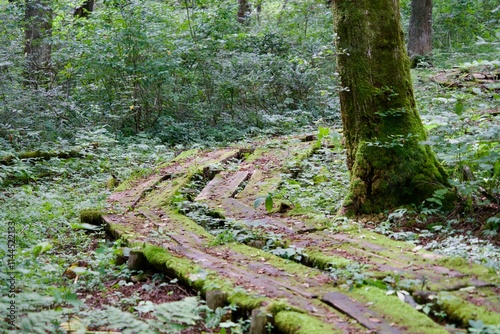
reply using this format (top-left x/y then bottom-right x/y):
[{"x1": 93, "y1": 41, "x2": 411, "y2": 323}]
[
  {"x1": 237, "y1": 0, "x2": 250, "y2": 23},
  {"x1": 332, "y1": 0, "x2": 449, "y2": 214},
  {"x1": 74, "y1": 0, "x2": 94, "y2": 18},
  {"x1": 24, "y1": 0, "x2": 52, "y2": 87},
  {"x1": 407, "y1": 0, "x2": 433, "y2": 68}
]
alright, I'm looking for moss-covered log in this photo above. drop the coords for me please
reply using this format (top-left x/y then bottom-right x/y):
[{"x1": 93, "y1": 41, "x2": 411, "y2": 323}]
[
  {"x1": 332, "y1": 0, "x2": 450, "y2": 214},
  {"x1": 1, "y1": 150, "x2": 82, "y2": 165}
]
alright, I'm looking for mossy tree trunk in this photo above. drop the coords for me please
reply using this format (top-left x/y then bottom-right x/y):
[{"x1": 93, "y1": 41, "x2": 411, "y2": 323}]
[
  {"x1": 407, "y1": 0, "x2": 433, "y2": 68},
  {"x1": 332, "y1": 0, "x2": 449, "y2": 215}
]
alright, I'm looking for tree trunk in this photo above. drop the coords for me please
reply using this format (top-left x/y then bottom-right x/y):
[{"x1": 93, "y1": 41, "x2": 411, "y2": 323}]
[
  {"x1": 332, "y1": 0, "x2": 449, "y2": 215},
  {"x1": 407, "y1": 0, "x2": 433, "y2": 68},
  {"x1": 24, "y1": 0, "x2": 52, "y2": 88},
  {"x1": 74, "y1": 0, "x2": 94, "y2": 18},
  {"x1": 238, "y1": 0, "x2": 249, "y2": 23}
]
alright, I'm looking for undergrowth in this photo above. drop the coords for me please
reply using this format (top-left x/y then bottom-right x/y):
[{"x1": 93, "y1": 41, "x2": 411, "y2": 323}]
[{"x1": 0, "y1": 50, "x2": 499, "y2": 333}]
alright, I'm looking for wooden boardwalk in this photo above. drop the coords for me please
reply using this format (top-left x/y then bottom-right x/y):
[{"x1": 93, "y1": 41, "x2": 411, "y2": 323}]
[{"x1": 100, "y1": 136, "x2": 500, "y2": 334}]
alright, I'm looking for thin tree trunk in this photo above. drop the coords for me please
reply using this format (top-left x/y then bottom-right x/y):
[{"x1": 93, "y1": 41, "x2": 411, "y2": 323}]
[
  {"x1": 24, "y1": 0, "x2": 52, "y2": 88},
  {"x1": 74, "y1": 0, "x2": 94, "y2": 18},
  {"x1": 407, "y1": 0, "x2": 433, "y2": 68},
  {"x1": 332, "y1": 0, "x2": 449, "y2": 215},
  {"x1": 238, "y1": 0, "x2": 249, "y2": 24}
]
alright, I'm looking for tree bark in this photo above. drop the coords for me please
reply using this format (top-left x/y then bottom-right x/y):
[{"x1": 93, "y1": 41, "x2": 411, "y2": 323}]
[
  {"x1": 332, "y1": 0, "x2": 449, "y2": 215},
  {"x1": 24, "y1": 0, "x2": 52, "y2": 87},
  {"x1": 407, "y1": 0, "x2": 433, "y2": 68},
  {"x1": 238, "y1": 0, "x2": 250, "y2": 23}
]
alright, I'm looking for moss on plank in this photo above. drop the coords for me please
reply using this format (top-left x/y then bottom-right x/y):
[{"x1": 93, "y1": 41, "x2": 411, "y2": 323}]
[
  {"x1": 437, "y1": 257, "x2": 499, "y2": 283},
  {"x1": 142, "y1": 243, "x2": 266, "y2": 312},
  {"x1": 168, "y1": 210, "x2": 215, "y2": 240},
  {"x1": 80, "y1": 209, "x2": 103, "y2": 225},
  {"x1": 274, "y1": 311, "x2": 341, "y2": 334},
  {"x1": 227, "y1": 291, "x2": 266, "y2": 311},
  {"x1": 305, "y1": 249, "x2": 351, "y2": 270},
  {"x1": 105, "y1": 222, "x2": 139, "y2": 241},
  {"x1": 226, "y1": 243, "x2": 322, "y2": 278},
  {"x1": 172, "y1": 149, "x2": 200, "y2": 162},
  {"x1": 114, "y1": 168, "x2": 156, "y2": 192},
  {"x1": 143, "y1": 174, "x2": 192, "y2": 208},
  {"x1": 437, "y1": 292, "x2": 500, "y2": 327}
]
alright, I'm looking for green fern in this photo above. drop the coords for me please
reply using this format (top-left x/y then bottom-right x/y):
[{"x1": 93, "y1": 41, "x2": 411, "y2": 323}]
[
  {"x1": 94, "y1": 307, "x2": 153, "y2": 334},
  {"x1": 149, "y1": 297, "x2": 202, "y2": 333}
]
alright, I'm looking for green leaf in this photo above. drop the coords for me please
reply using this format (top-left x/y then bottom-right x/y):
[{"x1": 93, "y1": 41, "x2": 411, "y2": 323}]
[
  {"x1": 265, "y1": 194, "x2": 274, "y2": 212},
  {"x1": 253, "y1": 196, "x2": 265, "y2": 209},
  {"x1": 454, "y1": 100, "x2": 464, "y2": 115},
  {"x1": 32, "y1": 241, "x2": 52, "y2": 258},
  {"x1": 318, "y1": 127, "x2": 330, "y2": 140},
  {"x1": 69, "y1": 222, "x2": 102, "y2": 231},
  {"x1": 62, "y1": 292, "x2": 83, "y2": 308}
]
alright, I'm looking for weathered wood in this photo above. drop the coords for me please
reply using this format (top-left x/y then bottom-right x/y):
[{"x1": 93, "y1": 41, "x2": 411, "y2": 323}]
[
  {"x1": 249, "y1": 309, "x2": 270, "y2": 334},
  {"x1": 100, "y1": 141, "x2": 500, "y2": 333},
  {"x1": 196, "y1": 171, "x2": 249, "y2": 201},
  {"x1": 322, "y1": 292, "x2": 401, "y2": 334},
  {"x1": 206, "y1": 290, "x2": 227, "y2": 310},
  {"x1": 127, "y1": 250, "x2": 150, "y2": 271}
]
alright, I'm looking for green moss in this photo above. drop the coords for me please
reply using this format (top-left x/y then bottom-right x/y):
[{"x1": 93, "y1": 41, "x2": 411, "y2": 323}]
[
  {"x1": 305, "y1": 250, "x2": 351, "y2": 270},
  {"x1": 141, "y1": 243, "x2": 266, "y2": 311},
  {"x1": 350, "y1": 287, "x2": 447, "y2": 334},
  {"x1": 226, "y1": 243, "x2": 321, "y2": 277},
  {"x1": 438, "y1": 256, "x2": 467, "y2": 267},
  {"x1": 106, "y1": 176, "x2": 118, "y2": 190},
  {"x1": 238, "y1": 173, "x2": 282, "y2": 201},
  {"x1": 172, "y1": 149, "x2": 199, "y2": 162},
  {"x1": 143, "y1": 244, "x2": 199, "y2": 279},
  {"x1": 168, "y1": 210, "x2": 214, "y2": 240},
  {"x1": 242, "y1": 147, "x2": 270, "y2": 164},
  {"x1": 227, "y1": 291, "x2": 265, "y2": 311},
  {"x1": 437, "y1": 257, "x2": 499, "y2": 283},
  {"x1": 106, "y1": 222, "x2": 135, "y2": 238},
  {"x1": 274, "y1": 311, "x2": 341, "y2": 334},
  {"x1": 265, "y1": 300, "x2": 305, "y2": 315},
  {"x1": 115, "y1": 168, "x2": 155, "y2": 192},
  {"x1": 437, "y1": 292, "x2": 500, "y2": 326},
  {"x1": 143, "y1": 174, "x2": 192, "y2": 208},
  {"x1": 80, "y1": 209, "x2": 103, "y2": 225}
]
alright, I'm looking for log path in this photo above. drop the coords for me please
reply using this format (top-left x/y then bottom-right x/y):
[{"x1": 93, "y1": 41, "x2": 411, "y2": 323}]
[{"x1": 100, "y1": 136, "x2": 500, "y2": 334}]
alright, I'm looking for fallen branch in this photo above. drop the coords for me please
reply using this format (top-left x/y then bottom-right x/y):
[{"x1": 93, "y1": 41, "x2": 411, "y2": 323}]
[{"x1": 1, "y1": 150, "x2": 83, "y2": 165}]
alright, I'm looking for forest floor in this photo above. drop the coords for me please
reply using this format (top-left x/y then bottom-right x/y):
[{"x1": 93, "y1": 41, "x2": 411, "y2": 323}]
[{"x1": 0, "y1": 55, "x2": 499, "y2": 333}]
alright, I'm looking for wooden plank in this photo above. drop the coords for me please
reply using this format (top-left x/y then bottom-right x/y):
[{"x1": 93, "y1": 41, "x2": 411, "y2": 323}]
[
  {"x1": 322, "y1": 292, "x2": 401, "y2": 334},
  {"x1": 195, "y1": 170, "x2": 249, "y2": 201}
]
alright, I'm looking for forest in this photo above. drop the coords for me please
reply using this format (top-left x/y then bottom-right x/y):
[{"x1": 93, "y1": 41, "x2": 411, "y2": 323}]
[{"x1": 0, "y1": 0, "x2": 499, "y2": 333}]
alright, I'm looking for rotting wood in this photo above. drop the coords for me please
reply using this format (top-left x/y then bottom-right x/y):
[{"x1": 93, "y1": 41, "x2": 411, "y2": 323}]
[
  {"x1": 127, "y1": 249, "x2": 150, "y2": 271},
  {"x1": 322, "y1": 292, "x2": 401, "y2": 333},
  {"x1": 1, "y1": 149, "x2": 83, "y2": 165},
  {"x1": 98, "y1": 137, "x2": 500, "y2": 334},
  {"x1": 206, "y1": 289, "x2": 227, "y2": 310},
  {"x1": 249, "y1": 309, "x2": 271, "y2": 334}
]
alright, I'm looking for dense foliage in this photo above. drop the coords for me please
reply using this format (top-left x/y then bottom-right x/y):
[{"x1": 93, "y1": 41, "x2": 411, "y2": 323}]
[{"x1": 1, "y1": 0, "x2": 338, "y2": 147}]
